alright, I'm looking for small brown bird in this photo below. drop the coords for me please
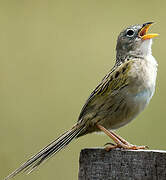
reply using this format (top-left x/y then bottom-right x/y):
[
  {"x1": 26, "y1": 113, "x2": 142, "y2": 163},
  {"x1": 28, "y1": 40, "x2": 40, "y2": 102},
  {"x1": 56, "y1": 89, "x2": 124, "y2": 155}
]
[{"x1": 4, "y1": 22, "x2": 158, "y2": 179}]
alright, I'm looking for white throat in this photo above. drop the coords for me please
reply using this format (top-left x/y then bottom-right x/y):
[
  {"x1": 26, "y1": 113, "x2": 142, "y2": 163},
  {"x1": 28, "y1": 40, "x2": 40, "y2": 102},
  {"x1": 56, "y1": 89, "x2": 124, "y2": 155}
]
[
  {"x1": 140, "y1": 39, "x2": 158, "y2": 67},
  {"x1": 140, "y1": 39, "x2": 152, "y2": 56}
]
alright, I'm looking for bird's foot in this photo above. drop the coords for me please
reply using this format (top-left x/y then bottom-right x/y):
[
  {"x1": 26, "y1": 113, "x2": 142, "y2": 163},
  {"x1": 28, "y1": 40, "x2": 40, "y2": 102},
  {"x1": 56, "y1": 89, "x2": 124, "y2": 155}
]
[
  {"x1": 104, "y1": 142, "x2": 148, "y2": 151},
  {"x1": 97, "y1": 124, "x2": 148, "y2": 151}
]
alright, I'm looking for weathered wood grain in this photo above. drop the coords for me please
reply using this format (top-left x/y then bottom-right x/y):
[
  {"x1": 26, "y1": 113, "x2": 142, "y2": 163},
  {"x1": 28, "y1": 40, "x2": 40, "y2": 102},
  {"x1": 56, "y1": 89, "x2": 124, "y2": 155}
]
[{"x1": 78, "y1": 148, "x2": 166, "y2": 180}]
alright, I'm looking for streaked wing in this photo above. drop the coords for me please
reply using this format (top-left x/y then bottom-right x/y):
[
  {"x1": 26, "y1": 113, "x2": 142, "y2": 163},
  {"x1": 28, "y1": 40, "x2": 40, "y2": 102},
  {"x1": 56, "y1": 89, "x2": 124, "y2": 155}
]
[{"x1": 78, "y1": 60, "x2": 132, "y2": 121}]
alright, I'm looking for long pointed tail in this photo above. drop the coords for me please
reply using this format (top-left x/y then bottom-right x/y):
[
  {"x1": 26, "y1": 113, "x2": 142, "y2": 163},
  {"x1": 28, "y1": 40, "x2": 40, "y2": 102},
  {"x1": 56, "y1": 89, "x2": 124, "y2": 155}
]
[{"x1": 4, "y1": 123, "x2": 85, "y2": 180}]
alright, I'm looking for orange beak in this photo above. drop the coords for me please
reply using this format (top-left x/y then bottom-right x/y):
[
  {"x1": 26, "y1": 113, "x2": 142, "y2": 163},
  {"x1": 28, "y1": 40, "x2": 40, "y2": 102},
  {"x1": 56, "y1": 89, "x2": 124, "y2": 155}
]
[{"x1": 138, "y1": 22, "x2": 159, "y2": 40}]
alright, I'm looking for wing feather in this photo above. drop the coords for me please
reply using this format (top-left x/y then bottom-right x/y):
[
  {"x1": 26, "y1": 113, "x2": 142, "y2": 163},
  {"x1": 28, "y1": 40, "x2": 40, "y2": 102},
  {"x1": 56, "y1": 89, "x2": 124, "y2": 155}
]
[{"x1": 78, "y1": 60, "x2": 132, "y2": 121}]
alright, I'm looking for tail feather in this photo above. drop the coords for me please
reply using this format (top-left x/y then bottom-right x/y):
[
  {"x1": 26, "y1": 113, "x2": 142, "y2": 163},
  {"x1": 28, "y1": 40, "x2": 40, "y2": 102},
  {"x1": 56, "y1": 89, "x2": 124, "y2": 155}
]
[
  {"x1": 25, "y1": 124, "x2": 84, "y2": 173},
  {"x1": 4, "y1": 124, "x2": 85, "y2": 180}
]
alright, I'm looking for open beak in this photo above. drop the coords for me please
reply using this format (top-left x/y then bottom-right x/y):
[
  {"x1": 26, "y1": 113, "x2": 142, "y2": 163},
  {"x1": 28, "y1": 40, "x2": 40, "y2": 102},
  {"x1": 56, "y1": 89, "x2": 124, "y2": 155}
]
[{"x1": 138, "y1": 22, "x2": 159, "y2": 40}]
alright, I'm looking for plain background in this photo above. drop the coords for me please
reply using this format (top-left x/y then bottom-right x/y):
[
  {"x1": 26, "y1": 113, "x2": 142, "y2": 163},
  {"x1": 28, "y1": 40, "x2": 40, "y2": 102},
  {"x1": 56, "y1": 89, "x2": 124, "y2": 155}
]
[{"x1": 1, "y1": 0, "x2": 165, "y2": 179}]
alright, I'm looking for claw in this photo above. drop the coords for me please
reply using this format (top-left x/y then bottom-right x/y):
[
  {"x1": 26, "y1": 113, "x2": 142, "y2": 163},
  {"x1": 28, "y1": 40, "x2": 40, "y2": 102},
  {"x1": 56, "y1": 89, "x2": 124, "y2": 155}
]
[
  {"x1": 105, "y1": 144, "x2": 118, "y2": 151},
  {"x1": 104, "y1": 142, "x2": 115, "y2": 146}
]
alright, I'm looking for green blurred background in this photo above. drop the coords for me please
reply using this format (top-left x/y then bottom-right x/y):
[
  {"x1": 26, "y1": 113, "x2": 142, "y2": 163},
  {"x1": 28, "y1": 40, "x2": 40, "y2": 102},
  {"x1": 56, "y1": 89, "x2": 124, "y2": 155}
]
[{"x1": 0, "y1": 0, "x2": 165, "y2": 179}]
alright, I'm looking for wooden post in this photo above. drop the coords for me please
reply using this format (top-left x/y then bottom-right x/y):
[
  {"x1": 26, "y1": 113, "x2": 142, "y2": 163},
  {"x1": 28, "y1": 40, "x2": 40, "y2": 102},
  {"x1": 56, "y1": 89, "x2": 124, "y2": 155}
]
[{"x1": 78, "y1": 148, "x2": 166, "y2": 180}]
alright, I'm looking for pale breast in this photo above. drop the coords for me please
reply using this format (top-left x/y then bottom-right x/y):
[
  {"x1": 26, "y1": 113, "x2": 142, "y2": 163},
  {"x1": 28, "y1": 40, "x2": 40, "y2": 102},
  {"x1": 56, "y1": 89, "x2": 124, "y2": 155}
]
[
  {"x1": 119, "y1": 55, "x2": 158, "y2": 126},
  {"x1": 128, "y1": 55, "x2": 157, "y2": 101},
  {"x1": 105, "y1": 56, "x2": 158, "y2": 130}
]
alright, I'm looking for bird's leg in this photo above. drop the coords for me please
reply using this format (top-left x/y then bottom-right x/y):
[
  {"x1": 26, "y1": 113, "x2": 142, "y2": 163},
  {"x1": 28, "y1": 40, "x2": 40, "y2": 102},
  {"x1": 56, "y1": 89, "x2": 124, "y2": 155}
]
[
  {"x1": 97, "y1": 124, "x2": 147, "y2": 151},
  {"x1": 109, "y1": 130, "x2": 130, "y2": 145}
]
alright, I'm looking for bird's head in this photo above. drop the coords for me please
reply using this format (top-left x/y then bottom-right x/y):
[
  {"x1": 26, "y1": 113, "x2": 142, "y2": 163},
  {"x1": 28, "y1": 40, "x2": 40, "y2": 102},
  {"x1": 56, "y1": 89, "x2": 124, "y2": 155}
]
[{"x1": 116, "y1": 22, "x2": 159, "y2": 60}]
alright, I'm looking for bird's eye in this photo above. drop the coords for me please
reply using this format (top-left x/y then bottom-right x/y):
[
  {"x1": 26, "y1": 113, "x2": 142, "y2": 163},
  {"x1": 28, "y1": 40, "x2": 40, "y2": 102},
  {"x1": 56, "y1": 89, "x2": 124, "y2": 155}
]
[{"x1": 126, "y1": 29, "x2": 135, "y2": 37}]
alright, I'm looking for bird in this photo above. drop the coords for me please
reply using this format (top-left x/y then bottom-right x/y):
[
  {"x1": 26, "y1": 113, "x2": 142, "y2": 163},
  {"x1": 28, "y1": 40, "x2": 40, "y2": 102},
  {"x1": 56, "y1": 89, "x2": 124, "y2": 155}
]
[{"x1": 4, "y1": 22, "x2": 159, "y2": 180}]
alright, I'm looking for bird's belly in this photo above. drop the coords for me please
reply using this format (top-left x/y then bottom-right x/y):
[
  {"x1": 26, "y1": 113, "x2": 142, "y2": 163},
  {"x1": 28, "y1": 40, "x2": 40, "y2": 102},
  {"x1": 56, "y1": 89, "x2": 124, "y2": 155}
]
[{"x1": 100, "y1": 87, "x2": 154, "y2": 130}]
